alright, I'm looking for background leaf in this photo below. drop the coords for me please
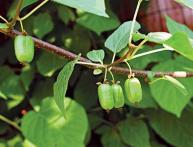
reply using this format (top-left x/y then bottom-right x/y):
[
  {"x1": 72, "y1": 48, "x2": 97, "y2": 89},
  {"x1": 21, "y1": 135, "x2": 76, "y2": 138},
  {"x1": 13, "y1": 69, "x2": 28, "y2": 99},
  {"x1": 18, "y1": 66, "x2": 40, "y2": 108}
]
[
  {"x1": 101, "y1": 128, "x2": 126, "y2": 147},
  {"x1": 52, "y1": 0, "x2": 108, "y2": 17},
  {"x1": 164, "y1": 32, "x2": 193, "y2": 61},
  {"x1": 20, "y1": 65, "x2": 35, "y2": 91},
  {"x1": 21, "y1": 97, "x2": 88, "y2": 147},
  {"x1": 63, "y1": 25, "x2": 91, "y2": 55},
  {"x1": 37, "y1": 52, "x2": 66, "y2": 77},
  {"x1": 148, "y1": 110, "x2": 193, "y2": 147},
  {"x1": 0, "y1": 75, "x2": 25, "y2": 100},
  {"x1": 118, "y1": 116, "x2": 150, "y2": 147},
  {"x1": 74, "y1": 71, "x2": 98, "y2": 110},
  {"x1": 166, "y1": 16, "x2": 193, "y2": 38},
  {"x1": 77, "y1": 12, "x2": 120, "y2": 35},
  {"x1": 57, "y1": 6, "x2": 75, "y2": 24},
  {"x1": 33, "y1": 13, "x2": 54, "y2": 39}
]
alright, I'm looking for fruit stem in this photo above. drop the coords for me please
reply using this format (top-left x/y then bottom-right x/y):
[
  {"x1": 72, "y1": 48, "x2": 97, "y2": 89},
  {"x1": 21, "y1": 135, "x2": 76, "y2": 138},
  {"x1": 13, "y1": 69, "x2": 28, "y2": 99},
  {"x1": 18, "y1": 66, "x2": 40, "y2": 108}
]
[
  {"x1": 108, "y1": 70, "x2": 115, "y2": 83},
  {"x1": 77, "y1": 61, "x2": 105, "y2": 68},
  {"x1": 104, "y1": 68, "x2": 108, "y2": 83},
  {"x1": 124, "y1": 61, "x2": 133, "y2": 78},
  {"x1": 19, "y1": 18, "x2": 24, "y2": 33}
]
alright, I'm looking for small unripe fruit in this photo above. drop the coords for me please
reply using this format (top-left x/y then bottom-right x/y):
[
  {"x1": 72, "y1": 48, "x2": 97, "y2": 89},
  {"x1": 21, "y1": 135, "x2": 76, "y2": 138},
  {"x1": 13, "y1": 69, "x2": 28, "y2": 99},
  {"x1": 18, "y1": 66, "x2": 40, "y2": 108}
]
[
  {"x1": 112, "y1": 84, "x2": 124, "y2": 108},
  {"x1": 98, "y1": 84, "x2": 114, "y2": 110},
  {"x1": 124, "y1": 78, "x2": 142, "y2": 103},
  {"x1": 14, "y1": 35, "x2": 34, "y2": 63}
]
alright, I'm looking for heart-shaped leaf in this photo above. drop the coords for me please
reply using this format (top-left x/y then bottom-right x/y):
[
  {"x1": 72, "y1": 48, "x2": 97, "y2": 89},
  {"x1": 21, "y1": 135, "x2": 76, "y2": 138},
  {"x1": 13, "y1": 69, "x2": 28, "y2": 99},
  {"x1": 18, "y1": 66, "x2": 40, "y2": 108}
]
[{"x1": 21, "y1": 97, "x2": 88, "y2": 147}]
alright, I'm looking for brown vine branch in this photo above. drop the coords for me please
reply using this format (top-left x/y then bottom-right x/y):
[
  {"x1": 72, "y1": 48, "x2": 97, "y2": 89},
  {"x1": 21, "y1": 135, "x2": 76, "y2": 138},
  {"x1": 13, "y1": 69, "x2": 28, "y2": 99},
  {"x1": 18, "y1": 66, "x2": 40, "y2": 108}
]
[{"x1": 1, "y1": 29, "x2": 193, "y2": 78}]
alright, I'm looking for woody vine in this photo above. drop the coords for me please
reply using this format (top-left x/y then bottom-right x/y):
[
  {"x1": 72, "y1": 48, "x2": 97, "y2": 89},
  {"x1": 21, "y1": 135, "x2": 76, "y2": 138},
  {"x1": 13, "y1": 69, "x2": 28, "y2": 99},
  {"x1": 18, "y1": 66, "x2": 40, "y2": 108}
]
[{"x1": 0, "y1": 0, "x2": 193, "y2": 146}]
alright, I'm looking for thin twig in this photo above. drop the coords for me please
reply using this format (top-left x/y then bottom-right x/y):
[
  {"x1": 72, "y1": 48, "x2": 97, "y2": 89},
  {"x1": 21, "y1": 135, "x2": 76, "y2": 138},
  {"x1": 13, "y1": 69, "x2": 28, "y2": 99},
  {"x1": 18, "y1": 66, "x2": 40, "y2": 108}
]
[
  {"x1": 1, "y1": 29, "x2": 193, "y2": 78},
  {"x1": 0, "y1": 15, "x2": 8, "y2": 23},
  {"x1": 0, "y1": 114, "x2": 21, "y2": 131},
  {"x1": 132, "y1": 48, "x2": 173, "y2": 59},
  {"x1": 20, "y1": 0, "x2": 49, "y2": 21}
]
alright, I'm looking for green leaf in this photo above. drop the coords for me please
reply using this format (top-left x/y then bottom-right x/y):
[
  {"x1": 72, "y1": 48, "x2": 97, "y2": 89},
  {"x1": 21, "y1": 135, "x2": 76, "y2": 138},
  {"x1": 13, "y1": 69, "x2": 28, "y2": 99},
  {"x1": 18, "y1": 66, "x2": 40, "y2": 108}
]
[
  {"x1": 0, "y1": 23, "x2": 8, "y2": 29},
  {"x1": 175, "y1": 0, "x2": 193, "y2": 9},
  {"x1": 54, "y1": 56, "x2": 79, "y2": 115},
  {"x1": 175, "y1": 56, "x2": 193, "y2": 72},
  {"x1": 105, "y1": 21, "x2": 141, "y2": 53},
  {"x1": 52, "y1": 0, "x2": 108, "y2": 17},
  {"x1": 37, "y1": 52, "x2": 66, "y2": 77},
  {"x1": 136, "y1": 32, "x2": 172, "y2": 44},
  {"x1": 150, "y1": 78, "x2": 193, "y2": 117},
  {"x1": 164, "y1": 32, "x2": 193, "y2": 61},
  {"x1": 166, "y1": 16, "x2": 193, "y2": 38},
  {"x1": 150, "y1": 59, "x2": 193, "y2": 117},
  {"x1": 148, "y1": 110, "x2": 193, "y2": 147},
  {"x1": 133, "y1": 32, "x2": 147, "y2": 42},
  {"x1": 151, "y1": 75, "x2": 188, "y2": 96},
  {"x1": 33, "y1": 13, "x2": 54, "y2": 39},
  {"x1": 21, "y1": 97, "x2": 88, "y2": 147},
  {"x1": 147, "y1": 32, "x2": 172, "y2": 43},
  {"x1": 87, "y1": 49, "x2": 105, "y2": 63},
  {"x1": 164, "y1": 75, "x2": 188, "y2": 96},
  {"x1": 118, "y1": 116, "x2": 150, "y2": 147},
  {"x1": 77, "y1": 12, "x2": 120, "y2": 35}
]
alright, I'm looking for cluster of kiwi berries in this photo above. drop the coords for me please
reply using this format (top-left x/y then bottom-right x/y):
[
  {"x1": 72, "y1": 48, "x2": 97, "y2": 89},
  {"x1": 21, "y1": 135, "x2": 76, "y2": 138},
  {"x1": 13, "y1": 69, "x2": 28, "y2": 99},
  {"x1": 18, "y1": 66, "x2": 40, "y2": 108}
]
[
  {"x1": 14, "y1": 35, "x2": 142, "y2": 111},
  {"x1": 98, "y1": 77, "x2": 142, "y2": 110}
]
